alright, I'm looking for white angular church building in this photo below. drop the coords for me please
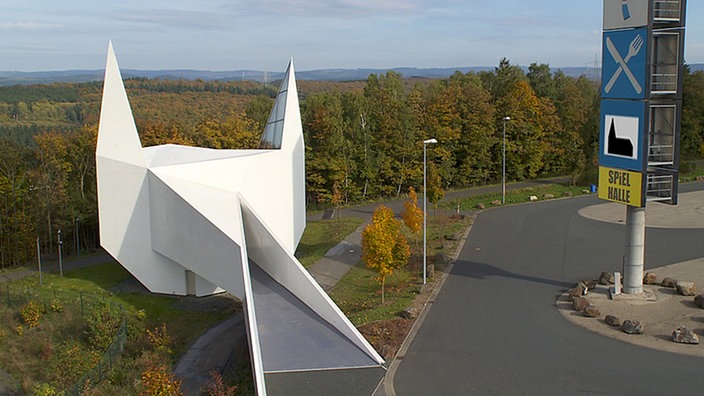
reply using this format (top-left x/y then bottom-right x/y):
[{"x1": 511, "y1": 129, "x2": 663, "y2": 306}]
[{"x1": 96, "y1": 43, "x2": 384, "y2": 395}]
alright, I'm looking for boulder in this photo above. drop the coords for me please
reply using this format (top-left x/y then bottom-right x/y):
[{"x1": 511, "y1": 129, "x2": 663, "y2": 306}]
[
  {"x1": 672, "y1": 326, "x2": 699, "y2": 344},
  {"x1": 433, "y1": 253, "x2": 449, "y2": 266},
  {"x1": 529, "y1": 195, "x2": 539, "y2": 201},
  {"x1": 661, "y1": 277, "x2": 677, "y2": 288},
  {"x1": 322, "y1": 208, "x2": 337, "y2": 220},
  {"x1": 572, "y1": 296, "x2": 590, "y2": 311},
  {"x1": 583, "y1": 305, "x2": 601, "y2": 318},
  {"x1": 401, "y1": 307, "x2": 417, "y2": 320},
  {"x1": 605, "y1": 315, "x2": 621, "y2": 327},
  {"x1": 563, "y1": 191, "x2": 574, "y2": 197},
  {"x1": 694, "y1": 294, "x2": 704, "y2": 309},
  {"x1": 491, "y1": 200, "x2": 502, "y2": 206},
  {"x1": 476, "y1": 203, "x2": 486, "y2": 210},
  {"x1": 697, "y1": 175, "x2": 704, "y2": 182},
  {"x1": 543, "y1": 193, "x2": 555, "y2": 200},
  {"x1": 426, "y1": 264, "x2": 435, "y2": 280},
  {"x1": 676, "y1": 281, "x2": 697, "y2": 296},
  {"x1": 578, "y1": 279, "x2": 597, "y2": 290},
  {"x1": 599, "y1": 272, "x2": 615, "y2": 285},
  {"x1": 568, "y1": 286, "x2": 586, "y2": 301},
  {"x1": 643, "y1": 272, "x2": 658, "y2": 285},
  {"x1": 621, "y1": 320, "x2": 644, "y2": 335}
]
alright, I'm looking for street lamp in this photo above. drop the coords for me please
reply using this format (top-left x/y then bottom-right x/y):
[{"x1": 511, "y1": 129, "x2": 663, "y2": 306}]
[
  {"x1": 423, "y1": 138, "x2": 438, "y2": 285},
  {"x1": 57, "y1": 229, "x2": 63, "y2": 277},
  {"x1": 75, "y1": 217, "x2": 80, "y2": 267},
  {"x1": 502, "y1": 117, "x2": 511, "y2": 205}
]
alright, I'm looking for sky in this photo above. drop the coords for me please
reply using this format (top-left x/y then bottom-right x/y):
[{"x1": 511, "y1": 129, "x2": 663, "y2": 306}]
[{"x1": 2, "y1": 0, "x2": 703, "y2": 72}]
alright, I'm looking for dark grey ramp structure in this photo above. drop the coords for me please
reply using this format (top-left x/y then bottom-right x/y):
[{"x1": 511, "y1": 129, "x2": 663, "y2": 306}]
[{"x1": 250, "y1": 263, "x2": 386, "y2": 395}]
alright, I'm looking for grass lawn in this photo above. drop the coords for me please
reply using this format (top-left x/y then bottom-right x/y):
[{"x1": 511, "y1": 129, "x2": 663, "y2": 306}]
[
  {"x1": 295, "y1": 217, "x2": 365, "y2": 268},
  {"x1": 443, "y1": 183, "x2": 590, "y2": 210}
]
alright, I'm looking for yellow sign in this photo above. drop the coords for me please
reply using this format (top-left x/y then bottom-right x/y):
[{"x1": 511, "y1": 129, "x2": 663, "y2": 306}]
[{"x1": 598, "y1": 166, "x2": 643, "y2": 207}]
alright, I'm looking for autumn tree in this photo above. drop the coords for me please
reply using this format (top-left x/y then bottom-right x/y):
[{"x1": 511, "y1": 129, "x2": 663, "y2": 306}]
[
  {"x1": 0, "y1": 138, "x2": 35, "y2": 267},
  {"x1": 496, "y1": 80, "x2": 554, "y2": 180},
  {"x1": 361, "y1": 205, "x2": 410, "y2": 304},
  {"x1": 401, "y1": 187, "x2": 423, "y2": 248},
  {"x1": 426, "y1": 162, "x2": 445, "y2": 211},
  {"x1": 32, "y1": 131, "x2": 72, "y2": 253}
]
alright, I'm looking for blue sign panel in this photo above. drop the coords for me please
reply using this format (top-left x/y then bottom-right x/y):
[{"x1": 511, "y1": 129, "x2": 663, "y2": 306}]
[
  {"x1": 602, "y1": 28, "x2": 648, "y2": 100},
  {"x1": 599, "y1": 99, "x2": 647, "y2": 172}
]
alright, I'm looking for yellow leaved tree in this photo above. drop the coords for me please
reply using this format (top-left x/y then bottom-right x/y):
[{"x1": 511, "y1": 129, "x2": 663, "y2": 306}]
[
  {"x1": 361, "y1": 205, "x2": 410, "y2": 304},
  {"x1": 401, "y1": 187, "x2": 423, "y2": 248}
]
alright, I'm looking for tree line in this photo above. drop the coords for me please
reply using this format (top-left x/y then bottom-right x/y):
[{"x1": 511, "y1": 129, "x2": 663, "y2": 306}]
[{"x1": 1, "y1": 59, "x2": 704, "y2": 268}]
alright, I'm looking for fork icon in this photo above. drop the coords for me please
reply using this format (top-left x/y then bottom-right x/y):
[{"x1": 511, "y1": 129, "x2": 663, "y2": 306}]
[{"x1": 605, "y1": 34, "x2": 644, "y2": 94}]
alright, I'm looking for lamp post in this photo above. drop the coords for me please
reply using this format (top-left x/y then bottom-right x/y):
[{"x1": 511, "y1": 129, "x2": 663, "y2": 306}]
[
  {"x1": 502, "y1": 116, "x2": 511, "y2": 205},
  {"x1": 37, "y1": 237, "x2": 42, "y2": 286},
  {"x1": 423, "y1": 138, "x2": 438, "y2": 285},
  {"x1": 57, "y1": 229, "x2": 63, "y2": 277},
  {"x1": 75, "y1": 217, "x2": 80, "y2": 267}
]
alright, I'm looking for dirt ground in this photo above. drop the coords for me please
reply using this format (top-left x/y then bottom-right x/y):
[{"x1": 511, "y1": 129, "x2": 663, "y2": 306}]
[{"x1": 357, "y1": 269, "x2": 445, "y2": 362}]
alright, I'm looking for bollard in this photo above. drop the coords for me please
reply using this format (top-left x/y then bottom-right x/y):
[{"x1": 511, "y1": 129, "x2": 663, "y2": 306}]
[{"x1": 614, "y1": 272, "x2": 622, "y2": 295}]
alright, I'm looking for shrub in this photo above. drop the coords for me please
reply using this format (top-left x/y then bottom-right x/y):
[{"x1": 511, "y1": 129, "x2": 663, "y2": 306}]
[
  {"x1": 204, "y1": 370, "x2": 239, "y2": 396},
  {"x1": 32, "y1": 383, "x2": 57, "y2": 396},
  {"x1": 48, "y1": 340, "x2": 100, "y2": 389},
  {"x1": 19, "y1": 301, "x2": 42, "y2": 328},
  {"x1": 140, "y1": 365, "x2": 183, "y2": 396},
  {"x1": 146, "y1": 324, "x2": 173, "y2": 355},
  {"x1": 85, "y1": 304, "x2": 123, "y2": 351},
  {"x1": 50, "y1": 298, "x2": 63, "y2": 313}
]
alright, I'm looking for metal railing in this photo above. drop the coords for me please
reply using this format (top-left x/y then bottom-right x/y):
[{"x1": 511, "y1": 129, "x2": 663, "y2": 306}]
[
  {"x1": 651, "y1": 73, "x2": 678, "y2": 93},
  {"x1": 648, "y1": 144, "x2": 675, "y2": 165},
  {"x1": 653, "y1": 0, "x2": 681, "y2": 22},
  {"x1": 646, "y1": 174, "x2": 674, "y2": 201}
]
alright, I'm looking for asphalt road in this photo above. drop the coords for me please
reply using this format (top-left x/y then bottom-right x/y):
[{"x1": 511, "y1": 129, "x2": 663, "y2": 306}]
[{"x1": 393, "y1": 183, "x2": 704, "y2": 395}]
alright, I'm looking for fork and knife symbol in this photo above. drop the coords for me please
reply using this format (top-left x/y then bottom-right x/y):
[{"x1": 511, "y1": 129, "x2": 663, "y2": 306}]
[{"x1": 604, "y1": 33, "x2": 644, "y2": 94}]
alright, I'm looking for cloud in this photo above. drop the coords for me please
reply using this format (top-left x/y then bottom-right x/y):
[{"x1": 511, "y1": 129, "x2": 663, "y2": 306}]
[
  {"x1": 248, "y1": 0, "x2": 440, "y2": 18},
  {"x1": 0, "y1": 21, "x2": 58, "y2": 30},
  {"x1": 112, "y1": 9, "x2": 231, "y2": 31}
]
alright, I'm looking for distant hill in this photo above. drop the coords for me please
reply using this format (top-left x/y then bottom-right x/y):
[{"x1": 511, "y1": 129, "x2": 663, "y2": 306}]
[{"x1": 1, "y1": 64, "x2": 702, "y2": 86}]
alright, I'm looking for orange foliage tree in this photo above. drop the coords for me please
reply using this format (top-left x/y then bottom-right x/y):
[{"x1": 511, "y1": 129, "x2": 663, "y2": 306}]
[
  {"x1": 361, "y1": 205, "x2": 410, "y2": 303},
  {"x1": 401, "y1": 187, "x2": 423, "y2": 248}
]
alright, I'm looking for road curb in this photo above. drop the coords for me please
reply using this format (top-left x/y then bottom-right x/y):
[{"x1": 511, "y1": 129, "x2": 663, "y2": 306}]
[{"x1": 376, "y1": 212, "x2": 479, "y2": 396}]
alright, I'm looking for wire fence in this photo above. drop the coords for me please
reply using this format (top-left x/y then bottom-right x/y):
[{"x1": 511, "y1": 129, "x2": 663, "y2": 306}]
[{"x1": 0, "y1": 285, "x2": 128, "y2": 394}]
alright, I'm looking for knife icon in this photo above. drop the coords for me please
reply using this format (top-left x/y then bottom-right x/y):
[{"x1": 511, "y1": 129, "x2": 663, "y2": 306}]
[{"x1": 606, "y1": 36, "x2": 642, "y2": 94}]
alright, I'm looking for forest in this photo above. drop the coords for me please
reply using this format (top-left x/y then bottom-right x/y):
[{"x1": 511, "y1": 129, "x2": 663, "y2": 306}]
[{"x1": 1, "y1": 59, "x2": 704, "y2": 269}]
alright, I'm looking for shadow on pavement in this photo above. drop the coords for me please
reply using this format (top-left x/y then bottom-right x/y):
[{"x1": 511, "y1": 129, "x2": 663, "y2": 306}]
[{"x1": 452, "y1": 260, "x2": 574, "y2": 289}]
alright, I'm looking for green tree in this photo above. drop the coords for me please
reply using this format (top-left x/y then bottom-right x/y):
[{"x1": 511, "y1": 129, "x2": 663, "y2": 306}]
[
  {"x1": 303, "y1": 91, "x2": 351, "y2": 205},
  {"x1": 527, "y1": 63, "x2": 558, "y2": 101},
  {"x1": 361, "y1": 205, "x2": 410, "y2": 304},
  {"x1": 481, "y1": 58, "x2": 527, "y2": 102},
  {"x1": 682, "y1": 68, "x2": 704, "y2": 158},
  {"x1": 364, "y1": 72, "x2": 416, "y2": 197}
]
